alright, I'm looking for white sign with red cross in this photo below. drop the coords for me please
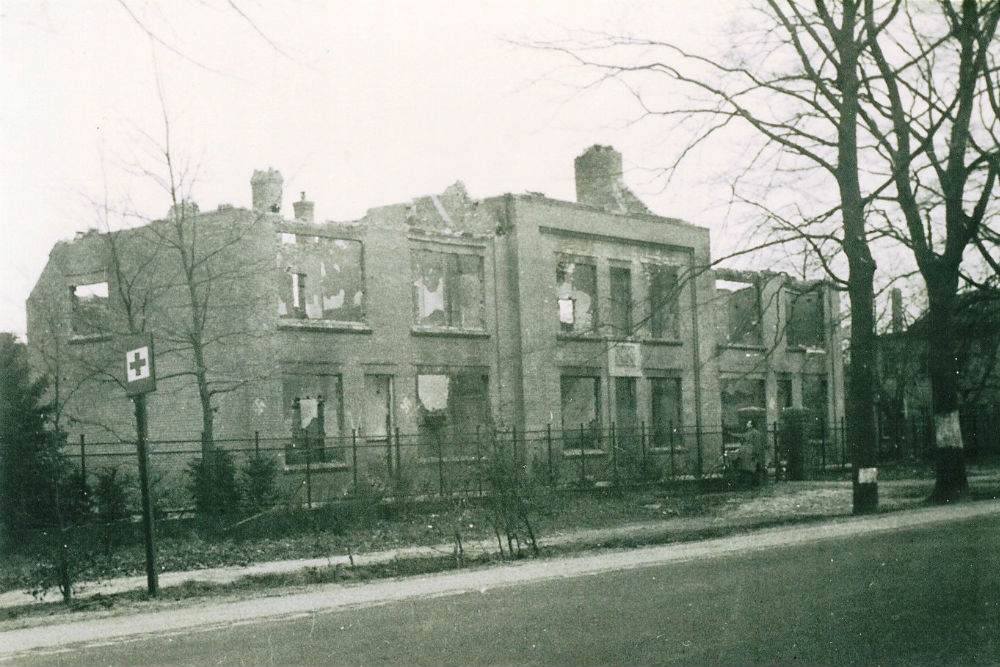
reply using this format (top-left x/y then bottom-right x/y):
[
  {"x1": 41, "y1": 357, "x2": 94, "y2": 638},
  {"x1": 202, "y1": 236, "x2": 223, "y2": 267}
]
[{"x1": 124, "y1": 334, "x2": 156, "y2": 395}]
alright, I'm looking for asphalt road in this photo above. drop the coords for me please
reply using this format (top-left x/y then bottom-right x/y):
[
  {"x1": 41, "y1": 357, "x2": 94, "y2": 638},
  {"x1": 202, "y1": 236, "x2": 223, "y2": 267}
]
[{"x1": 5, "y1": 509, "x2": 999, "y2": 666}]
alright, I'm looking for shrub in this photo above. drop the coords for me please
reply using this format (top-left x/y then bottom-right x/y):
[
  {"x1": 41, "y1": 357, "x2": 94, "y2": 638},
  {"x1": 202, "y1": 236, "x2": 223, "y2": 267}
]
[
  {"x1": 240, "y1": 450, "x2": 279, "y2": 513},
  {"x1": 187, "y1": 449, "x2": 241, "y2": 519},
  {"x1": 94, "y1": 467, "x2": 132, "y2": 555},
  {"x1": 482, "y1": 437, "x2": 540, "y2": 559}
]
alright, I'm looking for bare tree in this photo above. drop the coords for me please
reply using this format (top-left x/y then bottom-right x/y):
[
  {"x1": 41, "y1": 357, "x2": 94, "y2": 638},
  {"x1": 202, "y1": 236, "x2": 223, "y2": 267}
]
[{"x1": 861, "y1": 0, "x2": 999, "y2": 501}]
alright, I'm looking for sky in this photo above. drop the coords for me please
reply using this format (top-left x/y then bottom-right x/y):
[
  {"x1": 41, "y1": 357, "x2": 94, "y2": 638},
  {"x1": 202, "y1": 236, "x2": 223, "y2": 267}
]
[{"x1": 2, "y1": 0, "x2": 765, "y2": 338}]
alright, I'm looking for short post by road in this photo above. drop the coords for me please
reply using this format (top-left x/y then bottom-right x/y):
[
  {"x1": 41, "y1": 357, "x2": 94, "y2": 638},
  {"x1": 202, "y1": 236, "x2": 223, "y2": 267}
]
[{"x1": 124, "y1": 333, "x2": 158, "y2": 596}]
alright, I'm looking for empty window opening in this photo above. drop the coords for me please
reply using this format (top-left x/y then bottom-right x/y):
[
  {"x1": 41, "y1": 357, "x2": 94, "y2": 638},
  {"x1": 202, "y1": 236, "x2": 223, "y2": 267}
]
[
  {"x1": 70, "y1": 281, "x2": 109, "y2": 335},
  {"x1": 717, "y1": 279, "x2": 762, "y2": 346},
  {"x1": 650, "y1": 377, "x2": 682, "y2": 448},
  {"x1": 720, "y1": 377, "x2": 766, "y2": 435},
  {"x1": 647, "y1": 265, "x2": 680, "y2": 339},
  {"x1": 278, "y1": 234, "x2": 364, "y2": 322},
  {"x1": 413, "y1": 250, "x2": 485, "y2": 329},
  {"x1": 786, "y1": 289, "x2": 825, "y2": 348},
  {"x1": 561, "y1": 375, "x2": 601, "y2": 451},
  {"x1": 416, "y1": 372, "x2": 490, "y2": 452},
  {"x1": 282, "y1": 373, "x2": 344, "y2": 464},
  {"x1": 609, "y1": 266, "x2": 632, "y2": 336},
  {"x1": 556, "y1": 260, "x2": 597, "y2": 334}
]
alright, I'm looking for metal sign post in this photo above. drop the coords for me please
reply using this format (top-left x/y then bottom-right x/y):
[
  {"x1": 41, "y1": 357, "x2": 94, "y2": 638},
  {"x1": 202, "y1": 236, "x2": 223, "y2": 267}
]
[{"x1": 124, "y1": 334, "x2": 158, "y2": 597}]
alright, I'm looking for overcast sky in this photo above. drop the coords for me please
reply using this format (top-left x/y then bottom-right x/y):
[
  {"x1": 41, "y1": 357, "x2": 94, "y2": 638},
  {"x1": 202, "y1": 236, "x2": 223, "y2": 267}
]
[{"x1": 1, "y1": 0, "x2": 751, "y2": 338}]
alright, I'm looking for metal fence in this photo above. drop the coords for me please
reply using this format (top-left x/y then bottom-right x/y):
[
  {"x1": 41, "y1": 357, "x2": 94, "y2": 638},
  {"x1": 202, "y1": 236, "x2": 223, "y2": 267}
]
[{"x1": 57, "y1": 409, "x2": 999, "y2": 515}]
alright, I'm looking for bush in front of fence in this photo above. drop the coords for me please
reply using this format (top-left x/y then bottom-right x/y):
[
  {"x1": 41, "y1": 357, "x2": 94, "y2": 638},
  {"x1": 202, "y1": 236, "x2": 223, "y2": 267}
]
[{"x1": 187, "y1": 449, "x2": 241, "y2": 522}]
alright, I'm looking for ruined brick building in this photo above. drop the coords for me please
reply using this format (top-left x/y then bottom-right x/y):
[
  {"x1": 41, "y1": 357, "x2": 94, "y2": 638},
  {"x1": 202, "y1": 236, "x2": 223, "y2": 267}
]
[{"x1": 27, "y1": 146, "x2": 843, "y2": 494}]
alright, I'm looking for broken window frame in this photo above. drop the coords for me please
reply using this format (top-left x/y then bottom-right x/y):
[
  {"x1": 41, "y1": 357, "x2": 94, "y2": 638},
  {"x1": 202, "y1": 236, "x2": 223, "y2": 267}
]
[
  {"x1": 411, "y1": 248, "x2": 486, "y2": 330},
  {"x1": 69, "y1": 279, "x2": 110, "y2": 336},
  {"x1": 282, "y1": 372, "x2": 345, "y2": 465},
  {"x1": 277, "y1": 233, "x2": 366, "y2": 324},
  {"x1": 646, "y1": 264, "x2": 680, "y2": 340},
  {"x1": 556, "y1": 257, "x2": 598, "y2": 335}
]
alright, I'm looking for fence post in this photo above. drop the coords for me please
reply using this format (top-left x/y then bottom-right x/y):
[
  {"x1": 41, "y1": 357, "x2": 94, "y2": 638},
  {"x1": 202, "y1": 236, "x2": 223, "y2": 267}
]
[
  {"x1": 352, "y1": 428, "x2": 359, "y2": 497},
  {"x1": 611, "y1": 422, "x2": 618, "y2": 489},
  {"x1": 640, "y1": 421, "x2": 647, "y2": 480},
  {"x1": 437, "y1": 430, "x2": 445, "y2": 498},
  {"x1": 79, "y1": 434, "x2": 87, "y2": 495},
  {"x1": 820, "y1": 416, "x2": 826, "y2": 470},
  {"x1": 254, "y1": 430, "x2": 260, "y2": 456},
  {"x1": 546, "y1": 423, "x2": 554, "y2": 485},
  {"x1": 772, "y1": 422, "x2": 780, "y2": 482},
  {"x1": 476, "y1": 425, "x2": 484, "y2": 497},
  {"x1": 394, "y1": 427, "x2": 402, "y2": 485},
  {"x1": 841, "y1": 417, "x2": 847, "y2": 467},
  {"x1": 669, "y1": 421, "x2": 676, "y2": 481},
  {"x1": 305, "y1": 433, "x2": 313, "y2": 509}
]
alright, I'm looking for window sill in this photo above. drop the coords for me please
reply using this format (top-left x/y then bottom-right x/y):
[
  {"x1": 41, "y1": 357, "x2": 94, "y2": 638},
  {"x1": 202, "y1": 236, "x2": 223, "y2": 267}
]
[
  {"x1": 642, "y1": 338, "x2": 683, "y2": 347},
  {"x1": 787, "y1": 345, "x2": 827, "y2": 355},
  {"x1": 278, "y1": 320, "x2": 372, "y2": 333},
  {"x1": 647, "y1": 447, "x2": 687, "y2": 454},
  {"x1": 719, "y1": 344, "x2": 766, "y2": 352},
  {"x1": 411, "y1": 326, "x2": 489, "y2": 339},
  {"x1": 282, "y1": 461, "x2": 349, "y2": 473},
  {"x1": 562, "y1": 448, "x2": 606, "y2": 458},
  {"x1": 69, "y1": 333, "x2": 112, "y2": 345},
  {"x1": 556, "y1": 332, "x2": 601, "y2": 342}
]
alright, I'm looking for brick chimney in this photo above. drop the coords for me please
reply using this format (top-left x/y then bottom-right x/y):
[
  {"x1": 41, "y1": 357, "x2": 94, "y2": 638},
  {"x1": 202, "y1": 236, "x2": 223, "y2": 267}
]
[
  {"x1": 293, "y1": 191, "x2": 315, "y2": 223},
  {"x1": 574, "y1": 145, "x2": 650, "y2": 216},
  {"x1": 251, "y1": 168, "x2": 283, "y2": 214}
]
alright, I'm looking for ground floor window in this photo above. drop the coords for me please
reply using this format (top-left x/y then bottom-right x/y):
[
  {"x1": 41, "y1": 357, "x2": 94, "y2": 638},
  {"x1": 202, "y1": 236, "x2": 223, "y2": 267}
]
[
  {"x1": 561, "y1": 375, "x2": 602, "y2": 451},
  {"x1": 720, "y1": 377, "x2": 765, "y2": 438},
  {"x1": 282, "y1": 373, "x2": 344, "y2": 464},
  {"x1": 415, "y1": 371, "x2": 490, "y2": 451},
  {"x1": 650, "y1": 377, "x2": 682, "y2": 448}
]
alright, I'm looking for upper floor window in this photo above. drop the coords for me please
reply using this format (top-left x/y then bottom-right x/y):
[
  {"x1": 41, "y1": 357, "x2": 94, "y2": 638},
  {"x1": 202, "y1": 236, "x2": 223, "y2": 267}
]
[
  {"x1": 717, "y1": 279, "x2": 762, "y2": 346},
  {"x1": 70, "y1": 281, "x2": 109, "y2": 335},
  {"x1": 646, "y1": 264, "x2": 680, "y2": 339},
  {"x1": 609, "y1": 266, "x2": 633, "y2": 337},
  {"x1": 786, "y1": 288, "x2": 825, "y2": 348},
  {"x1": 412, "y1": 249, "x2": 484, "y2": 329},
  {"x1": 277, "y1": 234, "x2": 364, "y2": 322},
  {"x1": 556, "y1": 259, "x2": 597, "y2": 334}
]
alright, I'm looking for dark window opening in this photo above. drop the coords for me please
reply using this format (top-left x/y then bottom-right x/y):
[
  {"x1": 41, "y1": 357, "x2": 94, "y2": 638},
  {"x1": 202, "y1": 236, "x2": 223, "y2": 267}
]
[
  {"x1": 650, "y1": 377, "x2": 682, "y2": 448},
  {"x1": 647, "y1": 265, "x2": 679, "y2": 339},
  {"x1": 416, "y1": 372, "x2": 490, "y2": 453},
  {"x1": 561, "y1": 375, "x2": 601, "y2": 450},
  {"x1": 786, "y1": 289, "x2": 825, "y2": 348},
  {"x1": 282, "y1": 374, "x2": 344, "y2": 464},
  {"x1": 609, "y1": 266, "x2": 632, "y2": 336}
]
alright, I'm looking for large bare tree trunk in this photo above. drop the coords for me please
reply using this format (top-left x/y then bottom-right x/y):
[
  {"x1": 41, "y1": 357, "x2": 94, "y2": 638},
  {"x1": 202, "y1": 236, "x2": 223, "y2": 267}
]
[{"x1": 926, "y1": 274, "x2": 969, "y2": 502}]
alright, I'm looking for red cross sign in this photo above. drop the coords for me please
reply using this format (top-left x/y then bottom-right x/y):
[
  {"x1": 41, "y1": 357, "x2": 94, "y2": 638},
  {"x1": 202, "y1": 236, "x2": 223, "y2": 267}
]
[{"x1": 124, "y1": 334, "x2": 156, "y2": 395}]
